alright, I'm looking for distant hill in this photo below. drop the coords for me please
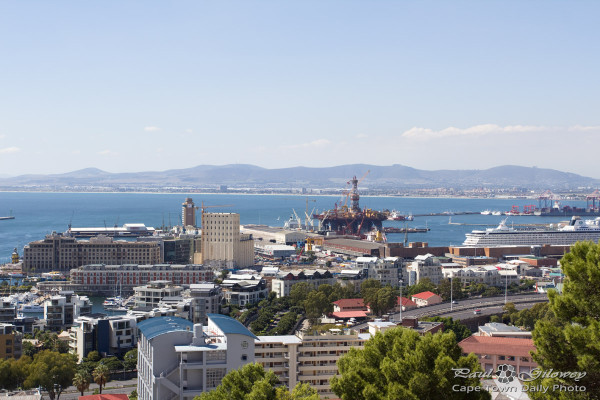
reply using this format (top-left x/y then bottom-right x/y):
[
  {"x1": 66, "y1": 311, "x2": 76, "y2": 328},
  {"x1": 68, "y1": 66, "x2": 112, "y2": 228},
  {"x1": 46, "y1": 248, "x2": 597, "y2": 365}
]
[{"x1": 0, "y1": 164, "x2": 598, "y2": 190}]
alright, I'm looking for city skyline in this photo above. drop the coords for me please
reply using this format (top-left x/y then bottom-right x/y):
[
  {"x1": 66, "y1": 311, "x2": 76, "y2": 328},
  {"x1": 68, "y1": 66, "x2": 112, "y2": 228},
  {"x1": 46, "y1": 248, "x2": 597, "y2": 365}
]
[{"x1": 1, "y1": 1, "x2": 599, "y2": 177}]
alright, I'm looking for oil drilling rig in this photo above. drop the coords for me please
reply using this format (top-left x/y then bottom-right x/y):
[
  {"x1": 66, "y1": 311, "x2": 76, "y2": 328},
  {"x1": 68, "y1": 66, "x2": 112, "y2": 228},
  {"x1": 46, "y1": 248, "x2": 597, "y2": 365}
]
[{"x1": 313, "y1": 171, "x2": 387, "y2": 236}]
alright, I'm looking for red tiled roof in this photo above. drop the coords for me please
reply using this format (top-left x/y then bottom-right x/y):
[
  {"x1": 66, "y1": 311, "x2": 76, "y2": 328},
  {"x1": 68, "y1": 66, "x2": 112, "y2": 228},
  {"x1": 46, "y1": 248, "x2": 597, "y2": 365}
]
[
  {"x1": 333, "y1": 298, "x2": 366, "y2": 309},
  {"x1": 412, "y1": 291, "x2": 438, "y2": 300},
  {"x1": 332, "y1": 311, "x2": 368, "y2": 319},
  {"x1": 79, "y1": 395, "x2": 130, "y2": 400},
  {"x1": 397, "y1": 296, "x2": 417, "y2": 307},
  {"x1": 458, "y1": 336, "x2": 536, "y2": 358}
]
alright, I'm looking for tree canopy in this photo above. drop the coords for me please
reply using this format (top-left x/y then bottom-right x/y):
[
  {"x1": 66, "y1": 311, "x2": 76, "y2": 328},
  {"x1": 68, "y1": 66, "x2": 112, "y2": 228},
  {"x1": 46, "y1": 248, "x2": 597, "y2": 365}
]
[
  {"x1": 24, "y1": 350, "x2": 77, "y2": 400},
  {"x1": 531, "y1": 241, "x2": 600, "y2": 399},
  {"x1": 331, "y1": 328, "x2": 490, "y2": 400},
  {"x1": 194, "y1": 363, "x2": 319, "y2": 400}
]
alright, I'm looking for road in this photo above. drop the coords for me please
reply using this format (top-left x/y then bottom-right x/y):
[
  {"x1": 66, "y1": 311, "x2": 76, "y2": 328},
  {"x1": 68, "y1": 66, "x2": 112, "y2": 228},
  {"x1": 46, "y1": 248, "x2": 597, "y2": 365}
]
[
  {"x1": 353, "y1": 292, "x2": 548, "y2": 331},
  {"x1": 58, "y1": 378, "x2": 137, "y2": 400}
]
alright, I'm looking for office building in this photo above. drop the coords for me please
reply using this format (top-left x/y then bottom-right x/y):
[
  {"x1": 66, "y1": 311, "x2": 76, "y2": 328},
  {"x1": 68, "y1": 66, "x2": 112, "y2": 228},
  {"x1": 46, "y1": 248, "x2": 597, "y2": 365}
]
[{"x1": 0, "y1": 323, "x2": 22, "y2": 359}]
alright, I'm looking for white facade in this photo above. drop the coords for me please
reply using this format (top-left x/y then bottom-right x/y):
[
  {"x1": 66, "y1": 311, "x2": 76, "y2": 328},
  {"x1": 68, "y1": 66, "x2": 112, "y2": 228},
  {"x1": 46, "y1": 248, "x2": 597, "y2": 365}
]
[
  {"x1": 137, "y1": 314, "x2": 256, "y2": 400},
  {"x1": 221, "y1": 274, "x2": 269, "y2": 306},
  {"x1": 271, "y1": 269, "x2": 336, "y2": 298},
  {"x1": 134, "y1": 281, "x2": 184, "y2": 308},
  {"x1": 407, "y1": 254, "x2": 443, "y2": 285},
  {"x1": 69, "y1": 314, "x2": 138, "y2": 361},
  {"x1": 255, "y1": 330, "x2": 370, "y2": 398},
  {"x1": 356, "y1": 256, "x2": 404, "y2": 287},
  {"x1": 43, "y1": 291, "x2": 92, "y2": 330},
  {"x1": 442, "y1": 265, "x2": 520, "y2": 287}
]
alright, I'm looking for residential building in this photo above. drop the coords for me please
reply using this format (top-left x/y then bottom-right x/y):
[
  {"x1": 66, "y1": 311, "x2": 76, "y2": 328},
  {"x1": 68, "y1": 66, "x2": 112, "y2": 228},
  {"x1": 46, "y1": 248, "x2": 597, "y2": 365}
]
[
  {"x1": 458, "y1": 336, "x2": 538, "y2": 375},
  {"x1": 0, "y1": 299, "x2": 17, "y2": 323},
  {"x1": 187, "y1": 283, "x2": 223, "y2": 324},
  {"x1": 43, "y1": 291, "x2": 92, "y2": 331},
  {"x1": 255, "y1": 329, "x2": 371, "y2": 398},
  {"x1": 22, "y1": 233, "x2": 161, "y2": 273},
  {"x1": 134, "y1": 281, "x2": 184, "y2": 308},
  {"x1": 271, "y1": 269, "x2": 336, "y2": 298},
  {"x1": 398, "y1": 317, "x2": 443, "y2": 335},
  {"x1": 477, "y1": 322, "x2": 532, "y2": 339},
  {"x1": 355, "y1": 256, "x2": 404, "y2": 287},
  {"x1": 137, "y1": 314, "x2": 257, "y2": 400},
  {"x1": 411, "y1": 291, "x2": 443, "y2": 307},
  {"x1": 69, "y1": 314, "x2": 138, "y2": 361},
  {"x1": 407, "y1": 254, "x2": 443, "y2": 285},
  {"x1": 0, "y1": 323, "x2": 22, "y2": 359},
  {"x1": 199, "y1": 213, "x2": 254, "y2": 268},
  {"x1": 396, "y1": 296, "x2": 417, "y2": 312},
  {"x1": 221, "y1": 273, "x2": 269, "y2": 306},
  {"x1": 332, "y1": 299, "x2": 367, "y2": 313}
]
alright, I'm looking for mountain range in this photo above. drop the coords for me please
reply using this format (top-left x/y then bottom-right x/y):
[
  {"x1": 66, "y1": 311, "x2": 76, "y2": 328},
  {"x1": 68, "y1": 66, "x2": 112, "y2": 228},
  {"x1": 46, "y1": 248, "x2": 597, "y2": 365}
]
[{"x1": 0, "y1": 164, "x2": 598, "y2": 190}]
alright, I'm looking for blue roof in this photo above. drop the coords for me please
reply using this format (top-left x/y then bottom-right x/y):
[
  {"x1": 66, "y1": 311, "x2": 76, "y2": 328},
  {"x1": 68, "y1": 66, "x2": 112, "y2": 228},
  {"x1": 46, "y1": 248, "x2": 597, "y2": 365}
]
[
  {"x1": 138, "y1": 316, "x2": 193, "y2": 340},
  {"x1": 208, "y1": 313, "x2": 258, "y2": 340}
]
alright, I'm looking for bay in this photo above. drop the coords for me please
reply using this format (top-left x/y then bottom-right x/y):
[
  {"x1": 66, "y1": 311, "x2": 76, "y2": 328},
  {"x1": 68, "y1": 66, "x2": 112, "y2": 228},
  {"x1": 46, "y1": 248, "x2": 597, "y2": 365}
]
[{"x1": 0, "y1": 192, "x2": 587, "y2": 264}]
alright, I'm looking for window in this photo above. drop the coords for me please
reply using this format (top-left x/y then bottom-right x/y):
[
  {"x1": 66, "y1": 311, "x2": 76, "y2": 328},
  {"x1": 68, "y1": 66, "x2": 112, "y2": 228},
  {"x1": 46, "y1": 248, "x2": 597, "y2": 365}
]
[{"x1": 241, "y1": 354, "x2": 248, "y2": 361}]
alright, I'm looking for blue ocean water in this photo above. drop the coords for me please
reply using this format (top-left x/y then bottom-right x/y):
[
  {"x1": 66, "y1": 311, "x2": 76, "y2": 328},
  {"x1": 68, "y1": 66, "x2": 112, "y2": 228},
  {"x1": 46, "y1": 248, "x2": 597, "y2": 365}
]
[{"x1": 0, "y1": 192, "x2": 588, "y2": 263}]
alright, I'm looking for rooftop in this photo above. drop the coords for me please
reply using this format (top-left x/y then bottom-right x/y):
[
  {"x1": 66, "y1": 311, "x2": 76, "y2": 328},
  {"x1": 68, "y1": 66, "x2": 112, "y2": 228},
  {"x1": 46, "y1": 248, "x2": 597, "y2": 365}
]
[
  {"x1": 208, "y1": 313, "x2": 258, "y2": 340},
  {"x1": 137, "y1": 316, "x2": 193, "y2": 340},
  {"x1": 459, "y1": 336, "x2": 536, "y2": 358},
  {"x1": 412, "y1": 291, "x2": 438, "y2": 300}
]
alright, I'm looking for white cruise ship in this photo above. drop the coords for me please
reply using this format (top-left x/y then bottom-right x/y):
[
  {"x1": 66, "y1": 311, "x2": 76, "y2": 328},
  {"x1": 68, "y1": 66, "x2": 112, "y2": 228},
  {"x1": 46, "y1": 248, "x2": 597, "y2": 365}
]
[{"x1": 463, "y1": 216, "x2": 600, "y2": 246}]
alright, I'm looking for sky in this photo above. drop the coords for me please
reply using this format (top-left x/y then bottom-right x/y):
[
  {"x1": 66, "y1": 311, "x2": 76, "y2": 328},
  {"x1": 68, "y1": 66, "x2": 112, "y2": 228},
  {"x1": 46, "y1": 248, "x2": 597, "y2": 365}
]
[{"x1": 1, "y1": 1, "x2": 599, "y2": 178}]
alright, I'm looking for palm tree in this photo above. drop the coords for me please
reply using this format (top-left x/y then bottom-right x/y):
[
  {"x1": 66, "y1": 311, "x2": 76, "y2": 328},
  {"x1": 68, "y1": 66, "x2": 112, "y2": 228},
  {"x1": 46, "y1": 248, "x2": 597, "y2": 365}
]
[
  {"x1": 93, "y1": 363, "x2": 110, "y2": 394},
  {"x1": 73, "y1": 371, "x2": 90, "y2": 396}
]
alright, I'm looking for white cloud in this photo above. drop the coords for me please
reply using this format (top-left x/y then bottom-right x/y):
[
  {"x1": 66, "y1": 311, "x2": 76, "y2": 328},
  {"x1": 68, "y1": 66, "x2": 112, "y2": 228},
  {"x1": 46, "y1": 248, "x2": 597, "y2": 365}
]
[
  {"x1": 98, "y1": 150, "x2": 118, "y2": 156},
  {"x1": 185, "y1": 129, "x2": 193, "y2": 133},
  {"x1": 144, "y1": 126, "x2": 160, "y2": 132},
  {"x1": 568, "y1": 125, "x2": 600, "y2": 132},
  {"x1": 401, "y1": 124, "x2": 549, "y2": 140},
  {"x1": 0, "y1": 146, "x2": 20, "y2": 154},
  {"x1": 355, "y1": 133, "x2": 368, "y2": 139}
]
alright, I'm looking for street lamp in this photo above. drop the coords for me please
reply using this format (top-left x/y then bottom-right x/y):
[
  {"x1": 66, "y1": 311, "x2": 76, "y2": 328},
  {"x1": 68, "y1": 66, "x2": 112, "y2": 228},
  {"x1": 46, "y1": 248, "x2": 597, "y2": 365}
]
[
  {"x1": 504, "y1": 270, "x2": 508, "y2": 305},
  {"x1": 399, "y1": 279, "x2": 404, "y2": 323},
  {"x1": 450, "y1": 276, "x2": 453, "y2": 311}
]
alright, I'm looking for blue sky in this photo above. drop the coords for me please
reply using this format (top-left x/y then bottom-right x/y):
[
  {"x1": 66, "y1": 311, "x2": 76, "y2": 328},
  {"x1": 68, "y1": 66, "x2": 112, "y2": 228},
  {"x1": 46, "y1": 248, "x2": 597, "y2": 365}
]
[{"x1": 1, "y1": 1, "x2": 599, "y2": 177}]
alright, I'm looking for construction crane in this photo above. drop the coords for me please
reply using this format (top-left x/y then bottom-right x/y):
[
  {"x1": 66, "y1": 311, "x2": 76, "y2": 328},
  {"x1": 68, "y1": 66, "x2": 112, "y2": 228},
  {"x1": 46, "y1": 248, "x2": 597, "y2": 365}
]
[{"x1": 305, "y1": 198, "x2": 316, "y2": 231}]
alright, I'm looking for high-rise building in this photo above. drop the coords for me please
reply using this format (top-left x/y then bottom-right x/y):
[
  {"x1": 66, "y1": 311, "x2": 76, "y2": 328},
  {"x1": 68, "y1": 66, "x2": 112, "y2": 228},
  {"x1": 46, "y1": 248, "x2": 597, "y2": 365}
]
[
  {"x1": 199, "y1": 213, "x2": 254, "y2": 268},
  {"x1": 182, "y1": 198, "x2": 197, "y2": 227}
]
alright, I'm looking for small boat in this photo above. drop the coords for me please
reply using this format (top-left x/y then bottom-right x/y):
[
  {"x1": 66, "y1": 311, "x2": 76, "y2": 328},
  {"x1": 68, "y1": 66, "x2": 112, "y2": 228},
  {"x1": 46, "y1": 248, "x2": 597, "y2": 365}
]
[
  {"x1": 8, "y1": 272, "x2": 25, "y2": 278},
  {"x1": 492, "y1": 211, "x2": 502, "y2": 216},
  {"x1": 480, "y1": 210, "x2": 491, "y2": 215}
]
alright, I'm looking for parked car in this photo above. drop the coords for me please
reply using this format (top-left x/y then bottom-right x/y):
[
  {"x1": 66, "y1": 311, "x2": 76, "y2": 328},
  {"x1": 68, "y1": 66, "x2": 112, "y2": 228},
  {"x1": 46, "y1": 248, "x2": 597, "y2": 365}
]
[{"x1": 473, "y1": 309, "x2": 482, "y2": 315}]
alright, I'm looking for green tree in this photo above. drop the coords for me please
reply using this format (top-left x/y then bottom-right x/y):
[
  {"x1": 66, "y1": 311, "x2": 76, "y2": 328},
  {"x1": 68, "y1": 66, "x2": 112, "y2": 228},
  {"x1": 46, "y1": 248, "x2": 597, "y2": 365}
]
[
  {"x1": 124, "y1": 348, "x2": 138, "y2": 371},
  {"x1": 195, "y1": 363, "x2": 279, "y2": 400},
  {"x1": 86, "y1": 350, "x2": 101, "y2": 362},
  {"x1": 275, "y1": 382, "x2": 320, "y2": 400},
  {"x1": 22, "y1": 340, "x2": 37, "y2": 357},
  {"x1": 194, "y1": 363, "x2": 319, "y2": 400},
  {"x1": 502, "y1": 302, "x2": 552, "y2": 331},
  {"x1": 331, "y1": 328, "x2": 490, "y2": 400},
  {"x1": 73, "y1": 370, "x2": 91, "y2": 396},
  {"x1": 422, "y1": 317, "x2": 472, "y2": 341},
  {"x1": 129, "y1": 389, "x2": 138, "y2": 400},
  {"x1": 289, "y1": 282, "x2": 312, "y2": 307},
  {"x1": 405, "y1": 278, "x2": 436, "y2": 297},
  {"x1": 24, "y1": 350, "x2": 77, "y2": 400},
  {"x1": 531, "y1": 241, "x2": 600, "y2": 399},
  {"x1": 101, "y1": 356, "x2": 123, "y2": 372},
  {"x1": 304, "y1": 291, "x2": 333, "y2": 325},
  {"x1": 93, "y1": 363, "x2": 110, "y2": 394},
  {"x1": 438, "y1": 278, "x2": 465, "y2": 301}
]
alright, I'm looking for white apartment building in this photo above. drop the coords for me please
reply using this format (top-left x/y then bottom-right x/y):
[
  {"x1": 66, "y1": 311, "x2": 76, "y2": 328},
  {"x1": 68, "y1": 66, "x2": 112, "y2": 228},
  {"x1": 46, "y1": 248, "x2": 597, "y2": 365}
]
[
  {"x1": 407, "y1": 254, "x2": 443, "y2": 285},
  {"x1": 200, "y1": 213, "x2": 254, "y2": 268},
  {"x1": 255, "y1": 329, "x2": 370, "y2": 398},
  {"x1": 134, "y1": 281, "x2": 184, "y2": 308},
  {"x1": 187, "y1": 283, "x2": 223, "y2": 324},
  {"x1": 137, "y1": 314, "x2": 257, "y2": 400},
  {"x1": 442, "y1": 265, "x2": 519, "y2": 287},
  {"x1": 355, "y1": 256, "x2": 404, "y2": 287},
  {"x1": 69, "y1": 314, "x2": 138, "y2": 361},
  {"x1": 271, "y1": 269, "x2": 336, "y2": 298},
  {"x1": 44, "y1": 291, "x2": 92, "y2": 331}
]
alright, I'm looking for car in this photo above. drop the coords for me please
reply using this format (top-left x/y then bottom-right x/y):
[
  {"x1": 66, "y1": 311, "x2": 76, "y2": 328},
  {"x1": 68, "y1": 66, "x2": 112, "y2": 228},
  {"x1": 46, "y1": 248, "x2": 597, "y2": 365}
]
[
  {"x1": 451, "y1": 300, "x2": 458, "y2": 304},
  {"x1": 473, "y1": 309, "x2": 482, "y2": 315}
]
